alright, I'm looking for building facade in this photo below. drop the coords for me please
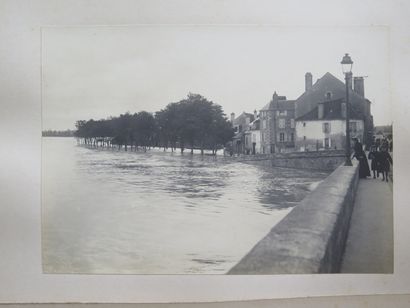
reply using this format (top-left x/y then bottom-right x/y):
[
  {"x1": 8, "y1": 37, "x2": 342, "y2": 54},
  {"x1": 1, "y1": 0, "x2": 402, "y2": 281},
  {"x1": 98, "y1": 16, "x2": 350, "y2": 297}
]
[
  {"x1": 295, "y1": 97, "x2": 365, "y2": 151},
  {"x1": 230, "y1": 112, "x2": 255, "y2": 154},
  {"x1": 248, "y1": 113, "x2": 261, "y2": 154},
  {"x1": 259, "y1": 92, "x2": 295, "y2": 154},
  {"x1": 295, "y1": 72, "x2": 373, "y2": 149}
]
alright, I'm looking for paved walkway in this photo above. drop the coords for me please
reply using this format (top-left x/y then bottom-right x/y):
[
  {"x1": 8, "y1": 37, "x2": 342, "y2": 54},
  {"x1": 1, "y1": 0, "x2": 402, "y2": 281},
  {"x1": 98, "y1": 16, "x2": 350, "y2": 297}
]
[{"x1": 341, "y1": 176, "x2": 394, "y2": 273}]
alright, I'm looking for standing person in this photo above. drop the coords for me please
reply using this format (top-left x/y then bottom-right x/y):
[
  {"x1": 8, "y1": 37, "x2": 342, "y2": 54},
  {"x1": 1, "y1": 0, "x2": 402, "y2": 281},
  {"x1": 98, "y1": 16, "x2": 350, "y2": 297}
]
[
  {"x1": 352, "y1": 138, "x2": 371, "y2": 179},
  {"x1": 379, "y1": 147, "x2": 393, "y2": 182},
  {"x1": 381, "y1": 137, "x2": 389, "y2": 151},
  {"x1": 368, "y1": 146, "x2": 381, "y2": 179}
]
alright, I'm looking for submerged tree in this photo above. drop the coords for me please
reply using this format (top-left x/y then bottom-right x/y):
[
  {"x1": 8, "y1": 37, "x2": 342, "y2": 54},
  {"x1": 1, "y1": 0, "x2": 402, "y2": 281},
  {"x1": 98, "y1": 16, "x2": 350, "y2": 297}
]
[{"x1": 74, "y1": 93, "x2": 234, "y2": 155}]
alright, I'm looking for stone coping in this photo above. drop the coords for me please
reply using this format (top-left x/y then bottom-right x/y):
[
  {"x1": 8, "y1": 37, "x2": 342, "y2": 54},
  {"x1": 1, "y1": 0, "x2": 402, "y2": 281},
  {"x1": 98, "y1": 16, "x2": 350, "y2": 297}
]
[{"x1": 228, "y1": 161, "x2": 359, "y2": 274}]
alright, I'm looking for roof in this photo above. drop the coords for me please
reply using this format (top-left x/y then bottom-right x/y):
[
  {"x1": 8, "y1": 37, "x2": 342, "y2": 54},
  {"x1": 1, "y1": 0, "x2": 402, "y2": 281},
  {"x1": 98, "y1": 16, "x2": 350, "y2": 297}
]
[
  {"x1": 232, "y1": 112, "x2": 255, "y2": 125},
  {"x1": 232, "y1": 131, "x2": 244, "y2": 139},
  {"x1": 260, "y1": 92, "x2": 295, "y2": 111},
  {"x1": 295, "y1": 72, "x2": 368, "y2": 118},
  {"x1": 296, "y1": 98, "x2": 364, "y2": 121}
]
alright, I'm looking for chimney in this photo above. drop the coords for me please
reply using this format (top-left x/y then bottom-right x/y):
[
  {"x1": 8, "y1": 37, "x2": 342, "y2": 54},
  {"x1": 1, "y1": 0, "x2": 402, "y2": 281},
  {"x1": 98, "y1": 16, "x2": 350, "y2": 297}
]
[
  {"x1": 254, "y1": 109, "x2": 258, "y2": 119},
  {"x1": 305, "y1": 72, "x2": 313, "y2": 91},
  {"x1": 318, "y1": 102, "x2": 324, "y2": 119},
  {"x1": 230, "y1": 112, "x2": 235, "y2": 123},
  {"x1": 354, "y1": 77, "x2": 365, "y2": 97}
]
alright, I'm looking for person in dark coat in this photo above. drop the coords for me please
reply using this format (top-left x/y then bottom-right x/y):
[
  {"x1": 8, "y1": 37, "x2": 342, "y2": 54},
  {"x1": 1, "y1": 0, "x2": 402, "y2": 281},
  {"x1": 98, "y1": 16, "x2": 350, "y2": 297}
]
[
  {"x1": 378, "y1": 147, "x2": 393, "y2": 182},
  {"x1": 352, "y1": 138, "x2": 371, "y2": 178},
  {"x1": 368, "y1": 145, "x2": 381, "y2": 179}
]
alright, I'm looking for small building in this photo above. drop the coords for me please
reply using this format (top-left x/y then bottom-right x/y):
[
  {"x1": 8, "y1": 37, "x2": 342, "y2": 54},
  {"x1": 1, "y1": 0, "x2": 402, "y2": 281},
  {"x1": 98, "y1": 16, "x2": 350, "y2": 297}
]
[
  {"x1": 247, "y1": 111, "x2": 261, "y2": 154},
  {"x1": 295, "y1": 98, "x2": 365, "y2": 151},
  {"x1": 230, "y1": 112, "x2": 255, "y2": 154},
  {"x1": 259, "y1": 92, "x2": 295, "y2": 154}
]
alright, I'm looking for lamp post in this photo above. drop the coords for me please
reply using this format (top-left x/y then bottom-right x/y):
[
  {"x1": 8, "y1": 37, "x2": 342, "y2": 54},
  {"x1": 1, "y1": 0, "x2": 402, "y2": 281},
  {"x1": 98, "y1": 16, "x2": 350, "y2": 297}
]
[{"x1": 341, "y1": 53, "x2": 353, "y2": 166}]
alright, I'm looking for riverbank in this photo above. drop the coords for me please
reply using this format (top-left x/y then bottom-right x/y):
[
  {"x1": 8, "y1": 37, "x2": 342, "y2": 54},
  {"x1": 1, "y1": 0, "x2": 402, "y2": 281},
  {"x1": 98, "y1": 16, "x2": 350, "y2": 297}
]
[{"x1": 74, "y1": 141, "x2": 345, "y2": 172}]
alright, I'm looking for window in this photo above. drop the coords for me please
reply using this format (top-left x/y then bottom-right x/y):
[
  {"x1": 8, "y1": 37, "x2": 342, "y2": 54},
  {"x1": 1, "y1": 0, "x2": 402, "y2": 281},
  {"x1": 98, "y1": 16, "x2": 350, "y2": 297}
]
[
  {"x1": 303, "y1": 136, "x2": 306, "y2": 140},
  {"x1": 322, "y1": 122, "x2": 331, "y2": 133},
  {"x1": 303, "y1": 122, "x2": 306, "y2": 127},
  {"x1": 290, "y1": 133, "x2": 294, "y2": 142},
  {"x1": 280, "y1": 132, "x2": 285, "y2": 142},
  {"x1": 278, "y1": 119, "x2": 285, "y2": 128},
  {"x1": 325, "y1": 91, "x2": 332, "y2": 100},
  {"x1": 290, "y1": 119, "x2": 295, "y2": 128},
  {"x1": 262, "y1": 119, "x2": 266, "y2": 129}
]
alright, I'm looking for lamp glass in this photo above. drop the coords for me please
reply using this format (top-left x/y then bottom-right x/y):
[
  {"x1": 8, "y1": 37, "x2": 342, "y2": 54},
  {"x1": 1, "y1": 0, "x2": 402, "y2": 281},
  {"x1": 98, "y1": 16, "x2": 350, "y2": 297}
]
[
  {"x1": 341, "y1": 53, "x2": 353, "y2": 74},
  {"x1": 342, "y1": 62, "x2": 353, "y2": 74}
]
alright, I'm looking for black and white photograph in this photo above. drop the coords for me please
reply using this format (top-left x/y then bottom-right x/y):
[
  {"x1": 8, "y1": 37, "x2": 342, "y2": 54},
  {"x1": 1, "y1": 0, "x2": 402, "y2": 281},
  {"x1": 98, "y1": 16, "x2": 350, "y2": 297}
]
[
  {"x1": 41, "y1": 25, "x2": 393, "y2": 275},
  {"x1": 3, "y1": 0, "x2": 410, "y2": 305}
]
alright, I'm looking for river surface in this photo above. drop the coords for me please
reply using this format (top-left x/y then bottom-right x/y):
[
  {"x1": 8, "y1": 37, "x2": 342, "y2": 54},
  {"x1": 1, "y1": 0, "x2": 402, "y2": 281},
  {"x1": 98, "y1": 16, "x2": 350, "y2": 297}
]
[{"x1": 42, "y1": 137, "x2": 329, "y2": 274}]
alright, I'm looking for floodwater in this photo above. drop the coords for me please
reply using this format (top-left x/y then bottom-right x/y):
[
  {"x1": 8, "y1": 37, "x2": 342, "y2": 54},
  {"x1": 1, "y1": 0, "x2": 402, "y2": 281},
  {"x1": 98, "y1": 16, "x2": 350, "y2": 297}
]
[{"x1": 42, "y1": 137, "x2": 329, "y2": 274}]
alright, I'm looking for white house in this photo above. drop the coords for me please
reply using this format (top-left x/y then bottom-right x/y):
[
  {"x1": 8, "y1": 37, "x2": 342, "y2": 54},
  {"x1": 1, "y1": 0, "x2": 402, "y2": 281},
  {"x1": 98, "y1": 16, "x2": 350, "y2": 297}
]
[
  {"x1": 295, "y1": 72, "x2": 373, "y2": 150},
  {"x1": 244, "y1": 113, "x2": 262, "y2": 154},
  {"x1": 295, "y1": 98, "x2": 365, "y2": 151}
]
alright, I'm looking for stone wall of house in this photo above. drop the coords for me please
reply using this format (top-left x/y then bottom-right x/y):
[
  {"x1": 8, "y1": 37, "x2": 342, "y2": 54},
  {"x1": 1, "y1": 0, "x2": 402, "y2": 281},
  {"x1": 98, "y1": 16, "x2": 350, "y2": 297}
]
[
  {"x1": 260, "y1": 110, "x2": 276, "y2": 153},
  {"x1": 228, "y1": 161, "x2": 359, "y2": 274}
]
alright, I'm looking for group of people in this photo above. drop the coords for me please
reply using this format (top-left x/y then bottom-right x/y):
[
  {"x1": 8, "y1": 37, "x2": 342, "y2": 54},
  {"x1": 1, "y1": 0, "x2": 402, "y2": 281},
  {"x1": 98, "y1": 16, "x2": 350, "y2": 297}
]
[{"x1": 352, "y1": 138, "x2": 393, "y2": 182}]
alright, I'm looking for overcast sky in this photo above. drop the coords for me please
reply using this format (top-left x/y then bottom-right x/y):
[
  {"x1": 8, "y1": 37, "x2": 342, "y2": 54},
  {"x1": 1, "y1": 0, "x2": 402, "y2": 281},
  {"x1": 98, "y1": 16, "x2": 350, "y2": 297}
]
[{"x1": 42, "y1": 26, "x2": 391, "y2": 130}]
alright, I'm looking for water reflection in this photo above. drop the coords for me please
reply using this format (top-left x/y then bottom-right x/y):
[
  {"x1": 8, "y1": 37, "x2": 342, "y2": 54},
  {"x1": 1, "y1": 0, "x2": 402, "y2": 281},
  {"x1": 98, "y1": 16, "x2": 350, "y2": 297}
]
[{"x1": 255, "y1": 167, "x2": 327, "y2": 209}]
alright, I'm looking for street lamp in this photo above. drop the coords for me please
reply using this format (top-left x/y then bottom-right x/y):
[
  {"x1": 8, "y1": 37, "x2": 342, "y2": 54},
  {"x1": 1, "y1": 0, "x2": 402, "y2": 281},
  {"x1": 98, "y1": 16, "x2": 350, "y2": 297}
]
[{"x1": 341, "y1": 53, "x2": 353, "y2": 166}]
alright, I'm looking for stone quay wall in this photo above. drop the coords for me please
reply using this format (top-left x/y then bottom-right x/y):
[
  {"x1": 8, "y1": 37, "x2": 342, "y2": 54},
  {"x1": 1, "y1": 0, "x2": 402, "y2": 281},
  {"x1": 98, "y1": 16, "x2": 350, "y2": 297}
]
[
  {"x1": 235, "y1": 150, "x2": 346, "y2": 171},
  {"x1": 228, "y1": 161, "x2": 359, "y2": 274}
]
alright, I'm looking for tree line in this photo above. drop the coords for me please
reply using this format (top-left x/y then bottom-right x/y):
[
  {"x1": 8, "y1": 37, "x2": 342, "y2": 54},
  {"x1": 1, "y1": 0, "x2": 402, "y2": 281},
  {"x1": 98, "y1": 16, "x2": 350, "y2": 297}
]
[
  {"x1": 74, "y1": 93, "x2": 234, "y2": 155},
  {"x1": 42, "y1": 129, "x2": 75, "y2": 137}
]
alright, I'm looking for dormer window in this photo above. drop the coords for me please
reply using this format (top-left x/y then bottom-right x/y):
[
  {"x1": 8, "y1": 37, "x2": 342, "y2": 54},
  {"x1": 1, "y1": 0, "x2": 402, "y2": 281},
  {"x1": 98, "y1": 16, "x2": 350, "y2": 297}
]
[{"x1": 325, "y1": 91, "x2": 332, "y2": 100}]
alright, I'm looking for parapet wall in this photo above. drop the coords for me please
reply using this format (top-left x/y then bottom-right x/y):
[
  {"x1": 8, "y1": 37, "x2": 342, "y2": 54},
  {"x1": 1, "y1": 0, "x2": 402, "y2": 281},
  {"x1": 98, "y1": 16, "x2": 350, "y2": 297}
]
[
  {"x1": 236, "y1": 150, "x2": 346, "y2": 171},
  {"x1": 228, "y1": 161, "x2": 359, "y2": 274}
]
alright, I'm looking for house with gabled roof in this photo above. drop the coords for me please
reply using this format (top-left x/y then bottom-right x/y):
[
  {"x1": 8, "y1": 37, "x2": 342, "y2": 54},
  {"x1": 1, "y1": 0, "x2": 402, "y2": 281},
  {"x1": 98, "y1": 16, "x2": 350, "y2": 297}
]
[{"x1": 294, "y1": 72, "x2": 373, "y2": 151}]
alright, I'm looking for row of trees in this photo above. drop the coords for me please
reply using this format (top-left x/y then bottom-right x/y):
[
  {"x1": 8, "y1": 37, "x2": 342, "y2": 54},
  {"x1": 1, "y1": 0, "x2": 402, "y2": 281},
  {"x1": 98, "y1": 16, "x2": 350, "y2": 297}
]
[
  {"x1": 42, "y1": 129, "x2": 75, "y2": 137},
  {"x1": 74, "y1": 93, "x2": 234, "y2": 155}
]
